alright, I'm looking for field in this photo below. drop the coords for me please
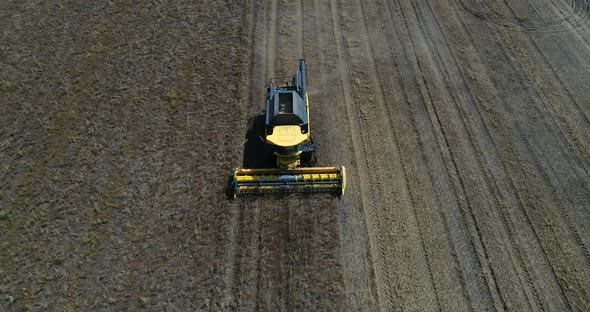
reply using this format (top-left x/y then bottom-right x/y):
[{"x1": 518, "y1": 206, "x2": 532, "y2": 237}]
[{"x1": 2, "y1": 0, "x2": 590, "y2": 311}]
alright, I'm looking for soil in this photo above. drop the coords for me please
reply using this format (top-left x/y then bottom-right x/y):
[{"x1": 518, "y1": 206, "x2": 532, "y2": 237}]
[{"x1": 1, "y1": 0, "x2": 589, "y2": 311}]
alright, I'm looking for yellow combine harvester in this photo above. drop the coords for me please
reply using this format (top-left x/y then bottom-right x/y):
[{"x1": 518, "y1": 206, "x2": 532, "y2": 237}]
[{"x1": 233, "y1": 59, "x2": 346, "y2": 198}]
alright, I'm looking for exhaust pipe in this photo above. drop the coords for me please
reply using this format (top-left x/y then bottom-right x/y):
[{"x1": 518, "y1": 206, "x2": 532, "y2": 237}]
[{"x1": 299, "y1": 58, "x2": 306, "y2": 97}]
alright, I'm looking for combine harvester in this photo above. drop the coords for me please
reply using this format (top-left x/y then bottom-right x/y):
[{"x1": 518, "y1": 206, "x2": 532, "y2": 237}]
[{"x1": 233, "y1": 59, "x2": 346, "y2": 198}]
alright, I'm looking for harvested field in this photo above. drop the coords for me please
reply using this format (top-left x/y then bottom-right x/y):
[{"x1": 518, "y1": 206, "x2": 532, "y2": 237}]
[{"x1": 1, "y1": 0, "x2": 590, "y2": 311}]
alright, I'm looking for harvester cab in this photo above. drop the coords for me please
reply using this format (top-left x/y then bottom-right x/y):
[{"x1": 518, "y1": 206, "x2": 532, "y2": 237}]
[
  {"x1": 265, "y1": 60, "x2": 314, "y2": 169},
  {"x1": 233, "y1": 59, "x2": 346, "y2": 198}
]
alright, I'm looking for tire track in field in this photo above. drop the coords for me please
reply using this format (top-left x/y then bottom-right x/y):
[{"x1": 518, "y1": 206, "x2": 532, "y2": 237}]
[
  {"x1": 285, "y1": 196, "x2": 293, "y2": 312},
  {"x1": 368, "y1": 0, "x2": 475, "y2": 310},
  {"x1": 357, "y1": 0, "x2": 442, "y2": 310},
  {"x1": 417, "y1": 1, "x2": 557, "y2": 310},
  {"x1": 455, "y1": 0, "x2": 590, "y2": 33},
  {"x1": 495, "y1": 0, "x2": 590, "y2": 126},
  {"x1": 253, "y1": 204, "x2": 265, "y2": 312},
  {"x1": 430, "y1": 1, "x2": 576, "y2": 310},
  {"x1": 381, "y1": 0, "x2": 529, "y2": 308},
  {"x1": 495, "y1": 0, "x2": 590, "y2": 250},
  {"x1": 505, "y1": 0, "x2": 590, "y2": 128},
  {"x1": 276, "y1": 0, "x2": 303, "y2": 70},
  {"x1": 407, "y1": 1, "x2": 550, "y2": 310},
  {"x1": 437, "y1": 3, "x2": 574, "y2": 310},
  {"x1": 336, "y1": 0, "x2": 402, "y2": 309},
  {"x1": 409, "y1": 58, "x2": 505, "y2": 310},
  {"x1": 456, "y1": 0, "x2": 590, "y2": 100},
  {"x1": 329, "y1": 0, "x2": 400, "y2": 310},
  {"x1": 448, "y1": 0, "x2": 590, "y2": 308},
  {"x1": 386, "y1": 0, "x2": 504, "y2": 310},
  {"x1": 522, "y1": 0, "x2": 590, "y2": 50},
  {"x1": 467, "y1": 0, "x2": 590, "y2": 267},
  {"x1": 535, "y1": 0, "x2": 590, "y2": 49},
  {"x1": 334, "y1": 0, "x2": 449, "y2": 309},
  {"x1": 301, "y1": 1, "x2": 355, "y2": 309},
  {"x1": 310, "y1": 0, "x2": 379, "y2": 310}
]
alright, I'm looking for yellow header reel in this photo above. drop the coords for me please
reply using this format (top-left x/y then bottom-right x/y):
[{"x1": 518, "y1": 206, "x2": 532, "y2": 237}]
[{"x1": 233, "y1": 166, "x2": 346, "y2": 198}]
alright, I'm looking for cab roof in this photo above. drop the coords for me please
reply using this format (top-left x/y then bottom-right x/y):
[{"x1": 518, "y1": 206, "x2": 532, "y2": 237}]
[{"x1": 265, "y1": 89, "x2": 308, "y2": 127}]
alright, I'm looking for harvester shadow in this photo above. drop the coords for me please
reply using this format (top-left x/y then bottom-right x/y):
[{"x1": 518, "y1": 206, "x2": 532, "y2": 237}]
[
  {"x1": 226, "y1": 115, "x2": 275, "y2": 199},
  {"x1": 242, "y1": 114, "x2": 274, "y2": 169}
]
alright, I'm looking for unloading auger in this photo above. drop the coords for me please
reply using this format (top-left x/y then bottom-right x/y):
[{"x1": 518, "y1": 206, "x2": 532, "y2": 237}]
[{"x1": 232, "y1": 59, "x2": 346, "y2": 198}]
